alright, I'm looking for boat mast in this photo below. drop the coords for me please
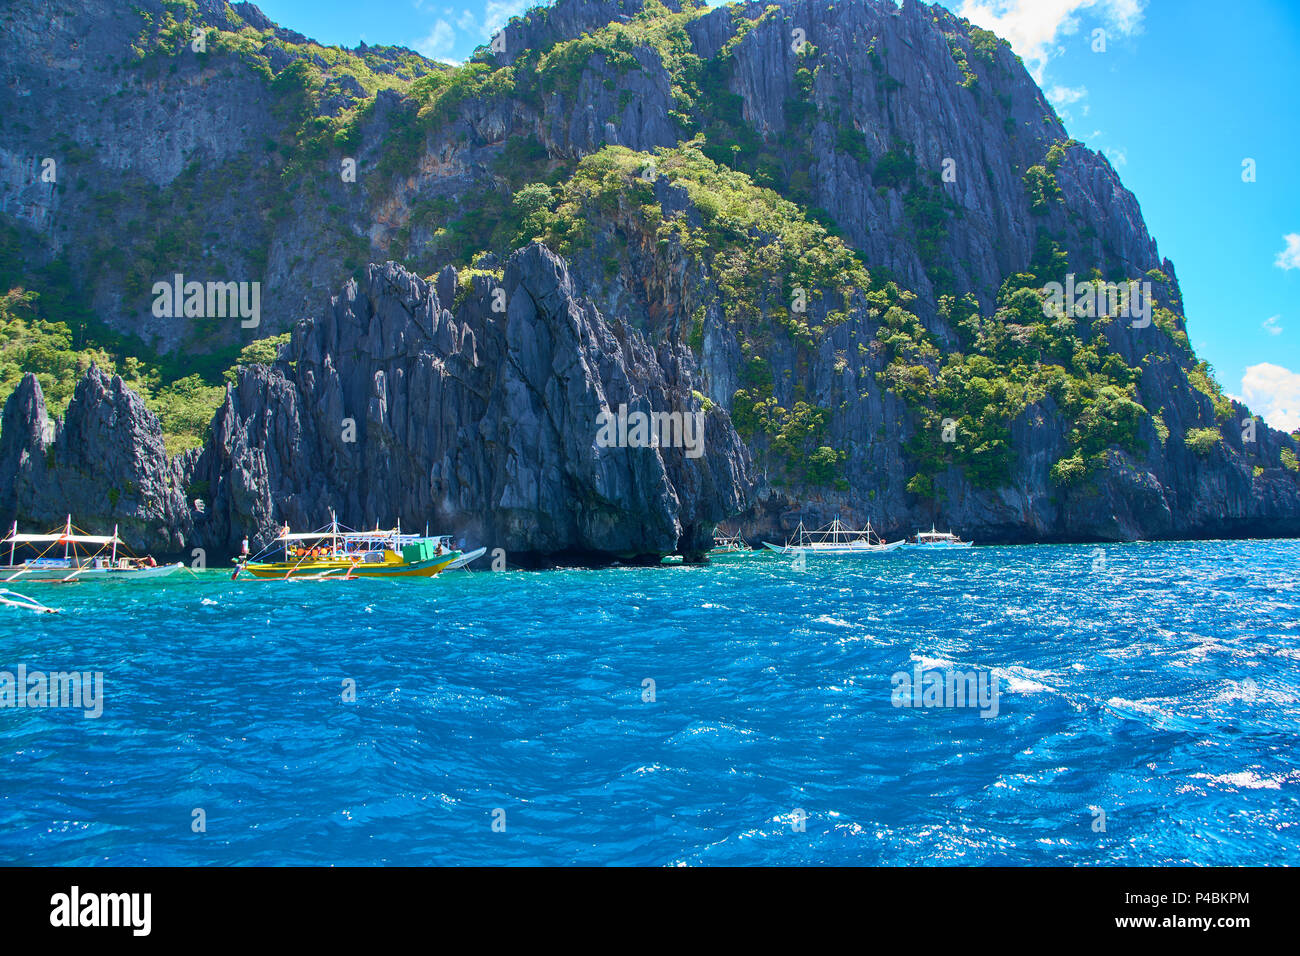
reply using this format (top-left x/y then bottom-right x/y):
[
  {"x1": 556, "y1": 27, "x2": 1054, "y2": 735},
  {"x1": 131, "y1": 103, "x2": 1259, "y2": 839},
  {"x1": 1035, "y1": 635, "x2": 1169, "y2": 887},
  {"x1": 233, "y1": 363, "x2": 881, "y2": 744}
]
[
  {"x1": 7, "y1": 521, "x2": 15, "y2": 568},
  {"x1": 111, "y1": 524, "x2": 118, "y2": 564},
  {"x1": 64, "y1": 514, "x2": 71, "y2": 560}
]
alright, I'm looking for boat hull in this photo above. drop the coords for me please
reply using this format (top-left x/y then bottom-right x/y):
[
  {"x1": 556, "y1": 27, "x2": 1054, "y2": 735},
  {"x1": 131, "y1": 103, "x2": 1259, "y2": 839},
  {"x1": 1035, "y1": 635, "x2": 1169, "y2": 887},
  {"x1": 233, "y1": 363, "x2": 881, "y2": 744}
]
[
  {"x1": 446, "y1": 547, "x2": 488, "y2": 570},
  {"x1": 1, "y1": 562, "x2": 184, "y2": 583},
  {"x1": 762, "y1": 540, "x2": 905, "y2": 555},
  {"x1": 903, "y1": 541, "x2": 974, "y2": 550},
  {"x1": 706, "y1": 548, "x2": 759, "y2": 560}
]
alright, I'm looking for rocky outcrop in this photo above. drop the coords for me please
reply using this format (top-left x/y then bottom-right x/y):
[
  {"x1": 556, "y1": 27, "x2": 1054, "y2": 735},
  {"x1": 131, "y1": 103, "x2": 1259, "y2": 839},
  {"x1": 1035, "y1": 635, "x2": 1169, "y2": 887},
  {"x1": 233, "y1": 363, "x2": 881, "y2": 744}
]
[
  {"x1": 0, "y1": 245, "x2": 749, "y2": 560},
  {"x1": 678, "y1": 0, "x2": 1161, "y2": 317},
  {"x1": 0, "y1": 368, "x2": 194, "y2": 552},
  {"x1": 495, "y1": 0, "x2": 687, "y2": 65}
]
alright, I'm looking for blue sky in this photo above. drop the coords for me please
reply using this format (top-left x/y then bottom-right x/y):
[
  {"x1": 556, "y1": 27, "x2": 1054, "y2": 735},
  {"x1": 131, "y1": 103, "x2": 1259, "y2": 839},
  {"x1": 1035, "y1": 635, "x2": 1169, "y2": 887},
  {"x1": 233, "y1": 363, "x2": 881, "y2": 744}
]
[{"x1": 248, "y1": 0, "x2": 1300, "y2": 430}]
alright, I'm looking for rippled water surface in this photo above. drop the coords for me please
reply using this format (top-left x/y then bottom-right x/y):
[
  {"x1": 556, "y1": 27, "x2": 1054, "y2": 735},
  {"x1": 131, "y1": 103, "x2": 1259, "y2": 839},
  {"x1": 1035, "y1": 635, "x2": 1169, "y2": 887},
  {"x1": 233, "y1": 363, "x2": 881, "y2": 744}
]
[{"x1": 1, "y1": 539, "x2": 1298, "y2": 865}]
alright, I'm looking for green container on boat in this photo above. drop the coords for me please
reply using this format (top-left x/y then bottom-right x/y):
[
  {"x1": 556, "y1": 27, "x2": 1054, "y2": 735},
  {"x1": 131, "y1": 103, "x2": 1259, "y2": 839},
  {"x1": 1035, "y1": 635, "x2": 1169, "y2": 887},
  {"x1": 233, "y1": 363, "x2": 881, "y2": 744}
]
[{"x1": 402, "y1": 540, "x2": 435, "y2": 564}]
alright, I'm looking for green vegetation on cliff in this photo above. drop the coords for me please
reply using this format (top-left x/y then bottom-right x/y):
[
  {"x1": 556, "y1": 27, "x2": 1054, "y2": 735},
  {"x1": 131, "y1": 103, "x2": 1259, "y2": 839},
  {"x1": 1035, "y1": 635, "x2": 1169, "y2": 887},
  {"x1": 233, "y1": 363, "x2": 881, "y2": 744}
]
[
  {"x1": 1184, "y1": 426, "x2": 1222, "y2": 456},
  {"x1": 876, "y1": 252, "x2": 1155, "y2": 496},
  {"x1": 522, "y1": 143, "x2": 866, "y2": 486},
  {"x1": 535, "y1": 144, "x2": 868, "y2": 334},
  {"x1": 0, "y1": 281, "x2": 287, "y2": 455},
  {"x1": 530, "y1": 0, "x2": 703, "y2": 123}
]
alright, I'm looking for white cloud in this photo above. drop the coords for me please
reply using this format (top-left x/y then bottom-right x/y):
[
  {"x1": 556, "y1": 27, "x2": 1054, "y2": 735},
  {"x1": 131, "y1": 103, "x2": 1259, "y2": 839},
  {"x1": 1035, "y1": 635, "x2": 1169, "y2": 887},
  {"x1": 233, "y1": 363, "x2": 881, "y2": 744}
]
[
  {"x1": 956, "y1": 0, "x2": 1147, "y2": 82},
  {"x1": 415, "y1": 19, "x2": 456, "y2": 61},
  {"x1": 1047, "y1": 84, "x2": 1087, "y2": 106},
  {"x1": 410, "y1": 0, "x2": 531, "y2": 63},
  {"x1": 427, "y1": 1, "x2": 531, "y2": 58},
  {"x1": 478, "y1": 0, "x2": 533, "y2": 39},
  {"x1": 1102, "y1": 0, "x2": 1146, "y2": 33},
  {"x1": 1047, "y1": 84, "x2": 1088, "y2": 124},
  {"x1": 1103, "y1": 145, "x2": 1127, "y2": 166},
  {"x1": 1241, "y1": 363, "x2": 1300, "y2": 433},
  {"x1": 1263, "y1": 314, "x2": 1283, "y2": 336},
  {"x1": 1275, "y1": 234, "x2": 1300, "y2": 271}
]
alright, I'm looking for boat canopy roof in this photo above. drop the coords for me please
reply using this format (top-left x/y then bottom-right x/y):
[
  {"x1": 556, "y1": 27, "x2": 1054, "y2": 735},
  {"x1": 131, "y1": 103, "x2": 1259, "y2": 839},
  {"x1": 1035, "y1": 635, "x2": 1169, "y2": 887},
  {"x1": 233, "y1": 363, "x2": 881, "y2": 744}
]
[
  {"x1": 276, "y1": 528, "x2": 440, "y2": 543},
  {"x1": 276, "y1": 531, "x2": 345, "y2": 541},
  {"x1": 4, "y1": 532, "x2": 123, "y2": 545}
]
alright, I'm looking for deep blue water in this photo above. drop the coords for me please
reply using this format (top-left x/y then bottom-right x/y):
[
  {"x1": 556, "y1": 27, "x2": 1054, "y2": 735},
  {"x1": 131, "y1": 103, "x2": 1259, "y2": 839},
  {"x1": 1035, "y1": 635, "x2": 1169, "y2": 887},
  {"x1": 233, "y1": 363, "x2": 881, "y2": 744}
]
[{"x1": 1, "y1": 539, "x2": 1297, "y2": 866}]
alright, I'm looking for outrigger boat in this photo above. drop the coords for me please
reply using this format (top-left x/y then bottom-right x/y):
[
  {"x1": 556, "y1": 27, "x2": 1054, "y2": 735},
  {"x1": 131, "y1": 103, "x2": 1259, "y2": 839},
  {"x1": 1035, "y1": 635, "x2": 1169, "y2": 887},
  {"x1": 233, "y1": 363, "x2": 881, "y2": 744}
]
[
  {"x1": 903, "y1": 526, "x2": 973, "y2": 550},
  {"x1": 706, "y1": 529, "x2": 757, "y2": 560},
  {"x1": 233, "y1": 514, "x2": 463, "y2": 580},
  {"x1": 762, "y1": 518, "x2": 904, "y2": 557},
  {"x1": 2, "y1": 517, "x2": 183, "y2": 583}
]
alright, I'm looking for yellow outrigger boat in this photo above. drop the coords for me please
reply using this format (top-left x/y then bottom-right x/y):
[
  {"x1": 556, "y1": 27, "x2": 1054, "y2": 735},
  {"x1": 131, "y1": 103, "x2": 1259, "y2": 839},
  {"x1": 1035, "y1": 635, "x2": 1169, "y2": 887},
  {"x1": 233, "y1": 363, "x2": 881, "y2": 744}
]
[{"x1": 233, "y1": 515, "x2": 462, "y2": 581}]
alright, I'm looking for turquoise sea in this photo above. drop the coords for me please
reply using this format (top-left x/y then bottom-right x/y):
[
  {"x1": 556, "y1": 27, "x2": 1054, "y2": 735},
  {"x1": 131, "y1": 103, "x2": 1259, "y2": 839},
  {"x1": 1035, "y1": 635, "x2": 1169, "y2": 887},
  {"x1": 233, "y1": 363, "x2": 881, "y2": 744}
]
[{"x1": 1, "y1": 539, "x2": 1297, "y2": 866}]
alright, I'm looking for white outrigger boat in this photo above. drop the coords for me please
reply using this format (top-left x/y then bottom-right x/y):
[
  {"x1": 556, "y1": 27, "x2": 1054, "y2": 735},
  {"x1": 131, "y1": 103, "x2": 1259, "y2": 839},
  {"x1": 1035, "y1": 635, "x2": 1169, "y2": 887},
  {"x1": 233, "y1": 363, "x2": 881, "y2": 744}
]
[
  {"x1": 903, "y1": 526, "x2": 973, "y2": 550},
  {"x1": 762, "y1": 518, "x2": 904, "y2": 557},
  {"x1": 2, "y1": 517, "x2": 183, "y2": 583},
  {"x1": 707, "y1": 529, "x2": 758, "y2": 560}
]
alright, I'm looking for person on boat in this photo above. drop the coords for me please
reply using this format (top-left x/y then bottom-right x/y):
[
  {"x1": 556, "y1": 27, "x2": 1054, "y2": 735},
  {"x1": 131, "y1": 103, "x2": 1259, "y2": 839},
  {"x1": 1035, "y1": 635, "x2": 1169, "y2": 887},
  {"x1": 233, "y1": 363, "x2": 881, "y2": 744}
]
[
  {"x1": 434, "y1": 542, "x2": 444, "y2": 556},
  {"x1": 240, "y1": 536, "x2": 250, "y2": 557},
  {"x1": 144, "y1": 555, "x2": 156, "y2": 568}
]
